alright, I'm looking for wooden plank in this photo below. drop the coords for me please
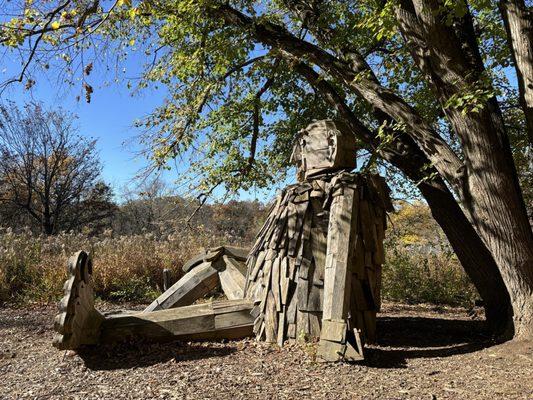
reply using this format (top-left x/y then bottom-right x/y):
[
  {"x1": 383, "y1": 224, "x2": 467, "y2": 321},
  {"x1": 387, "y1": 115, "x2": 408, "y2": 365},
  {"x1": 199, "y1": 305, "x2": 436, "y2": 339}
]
[
  {"x1": 286, "y1": 283, "x2": 297, "y2": 325},
  {"x1": 271, "y1": 257, "x2": 282, "y2": 312},
  {"x1": 297, "y1": 277, "x2": 309, "y2": 311},
  {"x1": 322, "y1": 186, "x2": 356, "y2": 321},
  {"x1": 223, "y1": 246, "x2": 249, "y2": 262},
  {"x1": 219, "y1": 255, "x2": 246, "y2": 300},
  {"x1": 144, "y1": 261, "x2": 219, "y2": 312},
  {"x1": 287, "y1": 323, "x2": 296, "y2": 339},
  {"x1": 321, "y1": 319, "x2": 347, "y2": 343},
  {"x1": 307, "y1": 281, "x2": 323, "y2": 312},
  {"x1": 181, "y1": 249, "x2": 207, "y2": 273},
  {"x1": 316, "y1": 339, "x2": 346, "y2": 362},
  {"x1": 280, "y1": 258, "x2": 290, "y2": 305},
  {"x1": 288, "y1": 257, "x2": 297, "y2": 281},
  {"x1": 264, "y1": 291, "x2": 278, "y2": 343},
  {"x1": 101, "y1": 300, "x2": 254, "y2": 344},
  {"x1": 308, "y1": 312, "x2": 321, "y2": 338},
  {"x1": 351, "y1": 278, "x2": 370, "y2": 311},
  {"x1": 296, "y1": 309, "x2": 309, "y2": 339},
  {"x1": 277, "y1": 309, "x2": 286, "y2": 346},
  {"x1": 359, "y1": 199, "x2": 377, "y2": 252},
  {"x1": 269, "y1": 207, "x2": 288, "y2": 249},
  {"x1": 298, "y1": 254, "x2": 311, "y2": 280},
  {"x1": 288, "y1": 201, "x2": 309, "y2": 256},
  {"x1": 248, "y1": 250, "x2": 266, "y2": 282},
  {"x1": 310, "y1": 228, "x2": 327, "y2": 283},
  {"x1": 352, "y1": 234, "x2": 365, "y2": 277},
  {"x1": 344, "y1": 339, "x2": 364, "y2": 362}
]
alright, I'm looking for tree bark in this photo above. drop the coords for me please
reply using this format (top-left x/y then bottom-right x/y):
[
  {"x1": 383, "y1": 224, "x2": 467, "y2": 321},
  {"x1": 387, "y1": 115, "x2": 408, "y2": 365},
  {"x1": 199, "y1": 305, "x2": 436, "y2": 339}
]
[
  {"x1": 396, "y1": 0, "x2": 533, "y2": 338},
  {"x1": 500, "y1": 0, "x2": 533, "y2": 145},
  {"x1": 292, "y1": 58, "x2": 513, "y2": 335}
]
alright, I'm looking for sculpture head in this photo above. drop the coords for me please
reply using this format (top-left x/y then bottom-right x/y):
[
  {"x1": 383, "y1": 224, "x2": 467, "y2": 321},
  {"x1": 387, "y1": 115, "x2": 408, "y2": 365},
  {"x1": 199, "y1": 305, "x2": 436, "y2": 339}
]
[{"x1": 290, "y1": 119, "x2": 358, "y2": 181}]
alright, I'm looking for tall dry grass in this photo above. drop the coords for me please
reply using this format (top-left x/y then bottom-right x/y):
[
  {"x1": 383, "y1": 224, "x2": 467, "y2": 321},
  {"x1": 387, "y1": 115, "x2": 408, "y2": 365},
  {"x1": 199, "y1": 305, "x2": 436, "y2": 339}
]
[
  {"x1": 0, "y1": 201, "x2": 480, "y2": 308},
  {"x1": 0, "y1": 227, "x2": 232, "y2": 303}
]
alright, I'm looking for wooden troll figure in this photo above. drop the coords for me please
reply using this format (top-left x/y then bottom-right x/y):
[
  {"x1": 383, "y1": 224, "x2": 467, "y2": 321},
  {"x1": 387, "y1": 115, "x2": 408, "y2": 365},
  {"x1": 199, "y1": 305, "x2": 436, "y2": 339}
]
[{"x1": 53, "y1": 120, "x2": 393, "y2": 362}]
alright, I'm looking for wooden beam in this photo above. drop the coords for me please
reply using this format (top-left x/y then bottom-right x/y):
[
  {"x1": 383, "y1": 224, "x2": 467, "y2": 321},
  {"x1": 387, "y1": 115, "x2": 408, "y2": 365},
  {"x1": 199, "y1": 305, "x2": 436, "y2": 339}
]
[
  {"x1": 144, "y1": 261, "x2": 220, "y2": 312},
  {"x1": 219, "y1": 255, "x2": 246, "y2": 300},
  {"x1": 102, "y1": 300, "x2": 254, "y2": 344}
]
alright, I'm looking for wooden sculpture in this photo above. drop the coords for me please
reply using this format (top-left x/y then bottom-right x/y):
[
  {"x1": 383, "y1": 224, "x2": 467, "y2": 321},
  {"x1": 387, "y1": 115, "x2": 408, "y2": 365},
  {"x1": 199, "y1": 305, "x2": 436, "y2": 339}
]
[{"x1": 53, "y1": 119, "x2": 392, "y2": 362}]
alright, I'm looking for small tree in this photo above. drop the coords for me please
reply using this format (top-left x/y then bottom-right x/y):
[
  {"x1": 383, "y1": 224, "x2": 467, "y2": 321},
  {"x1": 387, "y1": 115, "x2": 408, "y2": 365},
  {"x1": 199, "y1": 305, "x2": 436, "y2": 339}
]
[{"x1": 0, "y1": 102, "x2": 111, "y2": 235}]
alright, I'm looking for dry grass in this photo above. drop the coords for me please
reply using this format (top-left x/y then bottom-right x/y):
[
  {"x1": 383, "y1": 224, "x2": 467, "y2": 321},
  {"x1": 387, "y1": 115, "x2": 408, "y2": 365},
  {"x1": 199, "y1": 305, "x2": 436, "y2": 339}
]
[
  {"x1": 0, "y1": 201, "x2": 480, "y2": 307},
  {"x1": 0, "y1": 227, "x2": 233, "y2": 303}
]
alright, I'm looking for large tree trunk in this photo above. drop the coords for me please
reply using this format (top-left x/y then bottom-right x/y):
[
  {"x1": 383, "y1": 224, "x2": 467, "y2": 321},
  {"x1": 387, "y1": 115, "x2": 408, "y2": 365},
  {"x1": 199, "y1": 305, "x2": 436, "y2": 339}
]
[
  {"x1": 500, "y1": 0, "x2": 533, "y2": 145},
  {"x1": 396, "y1": 0, "x2": 533, "y2": 338},
  {"x1": 291, "y1": 57, "x2": 514, "y2": 334}
]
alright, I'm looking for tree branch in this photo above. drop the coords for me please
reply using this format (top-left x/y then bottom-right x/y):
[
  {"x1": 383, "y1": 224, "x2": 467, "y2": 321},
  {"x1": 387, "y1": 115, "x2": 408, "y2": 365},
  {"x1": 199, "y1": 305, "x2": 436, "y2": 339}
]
[{"x1": 208, "y1": 4, "x2": 465, "y2": 195}]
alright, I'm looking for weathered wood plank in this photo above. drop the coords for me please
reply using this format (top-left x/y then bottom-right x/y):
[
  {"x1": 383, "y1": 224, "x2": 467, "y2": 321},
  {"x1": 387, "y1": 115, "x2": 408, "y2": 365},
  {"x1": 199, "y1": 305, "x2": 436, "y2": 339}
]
[
  {"x1": 219, "y1": 256, "x2": 246, "y2": 300},
  {"x1": 271, "y1": 257, "x2": 282, "y2": 312},
  {"x1": 322, "y1": 186, "x2": 356, "y2": 321},
  {"x1": 144, "y1": 262, "x2": 220, "y2": 312},
  {"x1": 102, "y1": 300, "x2": 254, "y2": 344}
]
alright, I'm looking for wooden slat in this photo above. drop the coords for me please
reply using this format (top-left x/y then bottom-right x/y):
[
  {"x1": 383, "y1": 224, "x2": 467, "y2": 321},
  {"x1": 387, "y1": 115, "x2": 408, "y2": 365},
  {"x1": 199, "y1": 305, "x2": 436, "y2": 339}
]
[
  {"x1": 219, "y1": 256, "x2": 246, "y2": 300},
  {"x1": 321, "y1": 319, "x2": 347, "y2": 343},
  {"x1": 144, "y1": 262, "x2": 219, "y2": 312},
  {"x1": 322, "y1": 186, "x2": 356, "y2": 321},
  {"x1": 359, "y1": 199, "x2": 377, "y2": 252},
  {"x1": 102, "y1": 300, "x2": 254, "y2": 344},
  {"x1": 264, "y1": 291, "x2": 278, "y2": 343},
  {"x1": 271, "y1": 257, "x2": 282, "y2": 312}
]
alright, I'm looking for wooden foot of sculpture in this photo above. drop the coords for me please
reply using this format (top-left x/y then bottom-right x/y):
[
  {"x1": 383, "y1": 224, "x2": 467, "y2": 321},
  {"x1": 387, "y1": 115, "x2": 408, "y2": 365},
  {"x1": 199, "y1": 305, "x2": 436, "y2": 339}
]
[
  {"x1": 53, "y1": 251, "x2": 104, "y2": 350},
  {"x1": 53, "y1": 251, "x2": 254, "y2": 350}
]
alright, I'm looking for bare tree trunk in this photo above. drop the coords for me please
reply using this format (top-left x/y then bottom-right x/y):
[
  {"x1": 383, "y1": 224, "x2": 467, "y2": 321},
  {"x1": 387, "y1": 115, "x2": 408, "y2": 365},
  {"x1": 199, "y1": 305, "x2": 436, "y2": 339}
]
[{"x1": 451, "y1": 99, "x2": 533, "y2": 338}]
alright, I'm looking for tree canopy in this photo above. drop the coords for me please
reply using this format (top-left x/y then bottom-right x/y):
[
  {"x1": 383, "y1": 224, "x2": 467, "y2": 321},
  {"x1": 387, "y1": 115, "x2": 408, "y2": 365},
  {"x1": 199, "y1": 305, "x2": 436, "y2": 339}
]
[{"x1": 0, "y1": 0, "x2": 528, "y2": 197}]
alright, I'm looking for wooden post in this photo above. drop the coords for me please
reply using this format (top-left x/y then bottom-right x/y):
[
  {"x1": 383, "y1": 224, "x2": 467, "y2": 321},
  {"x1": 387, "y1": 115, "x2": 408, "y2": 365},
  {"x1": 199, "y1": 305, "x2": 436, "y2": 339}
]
[
  {"x1": 163, "y1": 268, "x2": 171, "y2": 291},
  {"x1": 318, "y1": 181, "x2": 363, "y2": 362}
]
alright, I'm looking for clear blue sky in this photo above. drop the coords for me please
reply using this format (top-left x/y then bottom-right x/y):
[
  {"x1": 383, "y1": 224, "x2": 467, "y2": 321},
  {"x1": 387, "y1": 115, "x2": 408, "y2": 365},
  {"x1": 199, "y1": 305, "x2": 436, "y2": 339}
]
[
  {"x1": 0, "y1": 50, "x2": 281, "y2": 202},
  {"x1": 2, "y1": 51, "x2": 170, "y2": 189}
]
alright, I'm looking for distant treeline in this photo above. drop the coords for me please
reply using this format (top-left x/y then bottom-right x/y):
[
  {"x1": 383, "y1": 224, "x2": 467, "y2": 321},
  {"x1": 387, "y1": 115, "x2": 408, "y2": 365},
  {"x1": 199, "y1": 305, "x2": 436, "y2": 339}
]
[{"x1": 0, "y1": 192, "x2": 267, "y2": 244}]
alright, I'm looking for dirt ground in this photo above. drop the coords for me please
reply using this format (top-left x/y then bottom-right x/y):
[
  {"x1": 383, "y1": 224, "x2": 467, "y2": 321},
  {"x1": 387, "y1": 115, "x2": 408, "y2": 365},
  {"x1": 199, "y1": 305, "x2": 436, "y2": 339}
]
[{"x1": 0, "y1": 302, "x2": 531, "y2": 400}]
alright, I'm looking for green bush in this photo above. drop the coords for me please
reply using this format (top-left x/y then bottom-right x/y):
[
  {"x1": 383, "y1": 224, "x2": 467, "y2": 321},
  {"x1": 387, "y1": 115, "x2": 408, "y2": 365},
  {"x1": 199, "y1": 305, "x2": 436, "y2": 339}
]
[
  {"x1": 381, "y1": 201, "x2": 479, "y2": 307},
  {"x1": 382, "y1": 246, "x2": 478, "y2": 307}
]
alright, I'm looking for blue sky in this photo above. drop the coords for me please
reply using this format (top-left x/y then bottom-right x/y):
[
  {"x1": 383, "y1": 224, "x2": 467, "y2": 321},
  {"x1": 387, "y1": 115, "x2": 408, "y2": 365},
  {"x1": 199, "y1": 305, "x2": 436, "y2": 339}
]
[
  {"x1": 2, "y1": 51, "x2": 169, "y2": 189},
  {"x1": 0, "y1": 50, "x2": 281, "y2": 202}
]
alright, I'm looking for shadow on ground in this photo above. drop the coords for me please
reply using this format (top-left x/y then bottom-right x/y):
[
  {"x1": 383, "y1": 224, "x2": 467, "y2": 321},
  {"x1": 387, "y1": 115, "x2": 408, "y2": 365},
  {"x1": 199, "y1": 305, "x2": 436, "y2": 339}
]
[
  {"x1": 365, "y1": 316, "x2": 495, "y2": 369},
  {"x1": 74, "y1": 315, "x2": 497, "y2": 370},
  {"x1": 77, "y1": 341, "x2": 238, "y2": 371}
]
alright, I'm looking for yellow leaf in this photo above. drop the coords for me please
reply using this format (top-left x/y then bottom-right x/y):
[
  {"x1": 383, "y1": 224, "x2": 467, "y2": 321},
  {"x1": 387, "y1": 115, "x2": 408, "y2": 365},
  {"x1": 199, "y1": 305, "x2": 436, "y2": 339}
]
[
  {"x1": 51, "y1": 21, "x2": 60, "y2": 30},
  {"x1": 129, "y1": 38, "x2": 135, "y2": 46}
]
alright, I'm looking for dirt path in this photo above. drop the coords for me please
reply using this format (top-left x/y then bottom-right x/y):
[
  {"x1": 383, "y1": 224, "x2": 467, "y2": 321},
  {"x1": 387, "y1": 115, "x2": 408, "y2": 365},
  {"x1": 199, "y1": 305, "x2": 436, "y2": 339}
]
[{"x1": 1, "y1": 302, "x2": 531, "y2": 399}]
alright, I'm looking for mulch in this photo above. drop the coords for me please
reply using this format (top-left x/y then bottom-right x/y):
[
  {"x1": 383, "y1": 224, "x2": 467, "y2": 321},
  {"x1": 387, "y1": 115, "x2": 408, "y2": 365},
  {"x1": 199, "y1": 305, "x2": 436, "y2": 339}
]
[{"x1": 1, "y1": 302, "x2": 531, "y2": 399}]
